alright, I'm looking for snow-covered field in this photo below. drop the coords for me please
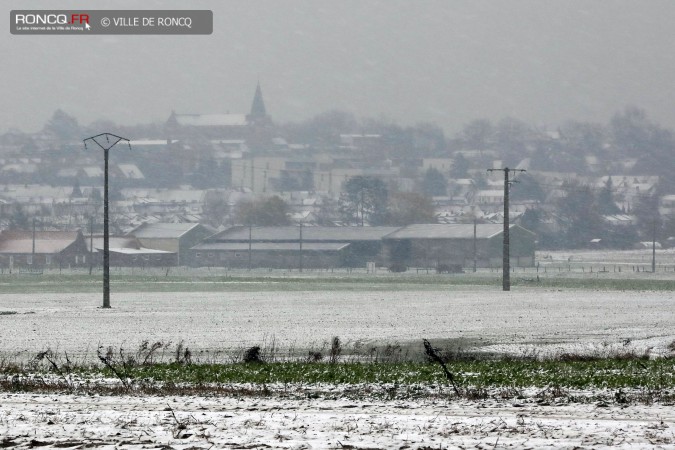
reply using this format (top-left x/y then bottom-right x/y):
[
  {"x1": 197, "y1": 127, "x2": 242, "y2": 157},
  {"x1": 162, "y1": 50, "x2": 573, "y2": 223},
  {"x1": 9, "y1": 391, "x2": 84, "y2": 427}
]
[
  {"x1": 539, "y1": 248, "x2": 675, "y2": 266},
  {"x1": 1, "y1": 286, "x2": 674, "y2": 448},
  {"x1": 0, "y1": 288, "x2": 674, "y2": 360},
  {"x1": 1, "y1": 391, "x2": 674, "y2": 449}
]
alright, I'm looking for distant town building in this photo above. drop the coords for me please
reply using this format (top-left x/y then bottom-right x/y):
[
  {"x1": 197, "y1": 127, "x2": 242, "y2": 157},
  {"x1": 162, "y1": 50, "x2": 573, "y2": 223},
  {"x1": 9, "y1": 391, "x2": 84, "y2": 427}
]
[
  {"x1": 186, "y1": 224, "x2": 536, "y2": 269},
  {"x1": 127, "y1": 222, "x2": 215, "y2": 266},
  {"x1": 165, "y1": 83, "x2": 272, "y2": 141},
  {"x1": 187, "y1": 225, "x2": 398, "y2": 268},
  {"x1": 0, "y1": 230, "x2": 89, "y2": 270},
  {"x1": 382, "y1": 223, "x2": 535, "y2": 268},
  {"x1": 85, "y1": 235, "x2": 177, "y2": 267}
]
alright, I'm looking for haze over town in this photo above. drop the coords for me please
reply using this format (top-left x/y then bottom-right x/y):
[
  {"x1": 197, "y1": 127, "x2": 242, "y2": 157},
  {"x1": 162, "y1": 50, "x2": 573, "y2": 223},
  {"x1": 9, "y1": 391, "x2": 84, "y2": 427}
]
[
  {"x1": 2, "y1": 1, "x2": 675, "y2": 267},
  {"x1": 4, "y1": 1, "x2": 675, "y2": 133}
]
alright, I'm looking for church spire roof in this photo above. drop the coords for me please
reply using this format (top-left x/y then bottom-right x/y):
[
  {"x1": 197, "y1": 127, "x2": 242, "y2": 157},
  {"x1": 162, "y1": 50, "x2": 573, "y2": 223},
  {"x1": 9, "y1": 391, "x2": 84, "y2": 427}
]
[{"x1": 250, "y1": 82, "x2": 267, "y2": 118}]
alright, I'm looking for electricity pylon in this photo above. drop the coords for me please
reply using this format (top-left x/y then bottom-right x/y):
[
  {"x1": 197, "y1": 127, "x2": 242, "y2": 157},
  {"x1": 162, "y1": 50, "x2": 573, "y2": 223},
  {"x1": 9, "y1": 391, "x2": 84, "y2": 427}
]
[{"x1": 83, "y1": 133, "x2": 131, "y2": 308}]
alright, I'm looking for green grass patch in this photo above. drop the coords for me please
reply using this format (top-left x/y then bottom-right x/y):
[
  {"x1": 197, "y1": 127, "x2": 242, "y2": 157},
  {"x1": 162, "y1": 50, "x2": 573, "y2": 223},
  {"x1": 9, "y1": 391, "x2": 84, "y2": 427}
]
[
  {"x1": 1, "y1": 272, "x2": 674, "y2": 293},
  {"x1": 515, "y1": 277, "x2": 675, "y2": 291},
  {"x1": 96, "y1": 359, "x2": 675, "y2": 390}
]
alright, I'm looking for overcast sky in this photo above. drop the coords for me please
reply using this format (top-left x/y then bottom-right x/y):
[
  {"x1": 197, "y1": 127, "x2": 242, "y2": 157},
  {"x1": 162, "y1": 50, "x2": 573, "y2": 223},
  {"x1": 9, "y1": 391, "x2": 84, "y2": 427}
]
[{"x1": 4, "y1": 0, "x2": 675, "y2": 134}]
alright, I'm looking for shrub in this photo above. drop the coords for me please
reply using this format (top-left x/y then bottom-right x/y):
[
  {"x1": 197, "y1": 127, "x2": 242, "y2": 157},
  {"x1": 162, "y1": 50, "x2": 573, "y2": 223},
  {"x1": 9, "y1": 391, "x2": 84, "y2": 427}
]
[
  {"x1": 307, "y1": 351, "x2": 323, "y2": 362},
  {"x1": 174, "y1": 340, "x2": 192, "y2": 365},
  {"x1": 243, "y1": 346, "x2": 263, "y2": 364},
  {"x1": 436, "y1": 263, "x2": 463, "y2": 274},
  {"x1": 136, "y1": 340, "x2": 165, "y2": 365},
  {"x1": 389, "y1": 262, "x2": 407, "y2": 273},
  {"x1": 329, "y1": 336, "x2": 342, "y2": 364}
]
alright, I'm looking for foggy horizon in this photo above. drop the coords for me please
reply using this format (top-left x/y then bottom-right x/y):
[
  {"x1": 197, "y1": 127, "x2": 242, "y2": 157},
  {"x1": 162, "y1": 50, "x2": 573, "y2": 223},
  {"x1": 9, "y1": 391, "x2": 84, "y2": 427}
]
[{"x1": 4, "y1": 0, "x2": 675, "y2": 134}]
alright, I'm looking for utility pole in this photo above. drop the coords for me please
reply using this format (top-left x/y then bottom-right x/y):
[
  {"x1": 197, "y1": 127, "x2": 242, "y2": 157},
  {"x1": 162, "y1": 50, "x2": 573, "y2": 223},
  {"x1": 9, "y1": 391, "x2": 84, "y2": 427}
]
[
  {"x1": 473, "y1": 217, "x2": 477, "y2": 273},
  {"x1": 89, "y1": 216, "x2": 94, "y2": 276},
  {"x1": 31, "y1": 218, "x2": 36, "y2": 265},
  {"x1": 248, "y1": 224, "x2": 252, "y2": 271},
  {"x1": 83, "y1": 133, "x2": 131, "y2": 309},
  {"x1": 652, "y1": 217, "x2": 657, "y2": 273},
  {"x1": 299, "y1": 222, "x2": 304, "y2": 273},
  {"x1": 487, "y1": 167, "x2": 525, "y2": 291}
]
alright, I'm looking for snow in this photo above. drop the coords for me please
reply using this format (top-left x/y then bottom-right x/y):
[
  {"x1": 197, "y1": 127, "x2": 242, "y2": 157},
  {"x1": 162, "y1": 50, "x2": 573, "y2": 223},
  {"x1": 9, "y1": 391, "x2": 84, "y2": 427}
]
[
  {"x1": 1, "y1": 392, "x2": 673, "y2": 448},
  {"x1": 0, "y1": 286, "x2": 674, "y2": 446},
  {"x1": 539, "y1": 248, "x2": 675, "y2": 265},
  {"x1": 0, "y1": 289, "x2": 673, "y2": 361}
]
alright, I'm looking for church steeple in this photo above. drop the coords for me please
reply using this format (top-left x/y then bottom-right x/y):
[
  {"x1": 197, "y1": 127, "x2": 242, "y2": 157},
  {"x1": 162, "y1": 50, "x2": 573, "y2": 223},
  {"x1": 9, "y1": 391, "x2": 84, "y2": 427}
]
[
  {"x1": 245, "y1": 82, "x2": 273, "y2": 151},
  {"x1": 250, "y1": 82, "x2": 267, "y2": 118}
]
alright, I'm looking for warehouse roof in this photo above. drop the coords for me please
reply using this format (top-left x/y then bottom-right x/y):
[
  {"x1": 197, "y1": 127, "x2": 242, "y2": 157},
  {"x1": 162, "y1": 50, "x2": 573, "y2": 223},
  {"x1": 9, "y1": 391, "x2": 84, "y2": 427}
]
[
  {"x1": 383, "y1": 224, "x2": 514, "y2": 240},
  {"x1": 192, "y1": 242, "x2": 349, "y2": 252},
  {"x1": 209, "y1": 226, "x2": 399, "y2": 242},
  {"x1": 0, "y1": 231, "x2": 82, "y2": 254},
  {"x1": 105, "y1": 247, "x2": 175, "y2": 255},
  {"x1": 86, "y1": 236, "x2": 140, "y2": 252},
  {"x1": 130, "y1": 223, "x2": 206, "y2": 239}
]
